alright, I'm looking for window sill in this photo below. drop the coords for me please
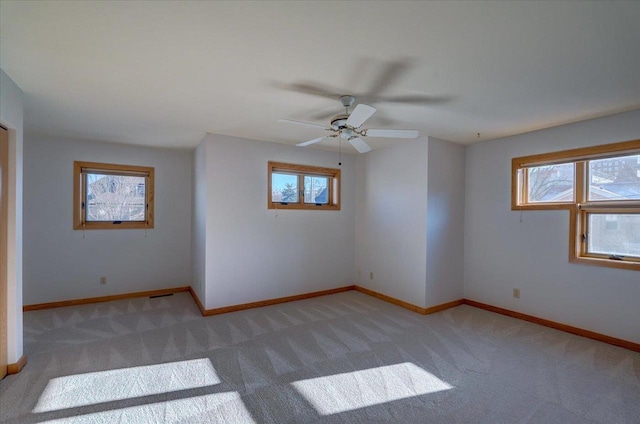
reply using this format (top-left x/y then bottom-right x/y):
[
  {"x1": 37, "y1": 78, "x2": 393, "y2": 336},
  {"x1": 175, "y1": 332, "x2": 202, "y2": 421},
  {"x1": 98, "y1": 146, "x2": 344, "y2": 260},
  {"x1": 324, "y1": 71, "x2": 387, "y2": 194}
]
[
  {"x1": 268, "y1": 203, "x2": 340, "y2": 211},
  {"x1": 74, "y1": 222, "x2": 154, "y2": 230},
  {"x1": 570, "y1": 256, "x2": 640, "y2": 271},
  {"x1": 511, "y1": 203, "x2": 574, "y2": 211}
]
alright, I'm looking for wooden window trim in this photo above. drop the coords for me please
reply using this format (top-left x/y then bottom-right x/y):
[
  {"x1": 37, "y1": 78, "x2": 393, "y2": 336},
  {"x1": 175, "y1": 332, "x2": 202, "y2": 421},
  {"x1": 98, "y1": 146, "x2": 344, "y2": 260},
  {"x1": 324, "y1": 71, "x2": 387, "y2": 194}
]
[
  {"x1": 512, "y1": 139, "x2": 640, "y2": 169},
  {"x1": 268, "y1": 161, "x2": 340, "y2": 211},
  {"x1": 511, "y1": 163, "x2": 576, "y2": 210},
  {"x1": 73, "y1": 161, "x2": 155, "y2": 230},
  {"x1": 513, "y1": 139, "x2": 640, "y2": 271}
]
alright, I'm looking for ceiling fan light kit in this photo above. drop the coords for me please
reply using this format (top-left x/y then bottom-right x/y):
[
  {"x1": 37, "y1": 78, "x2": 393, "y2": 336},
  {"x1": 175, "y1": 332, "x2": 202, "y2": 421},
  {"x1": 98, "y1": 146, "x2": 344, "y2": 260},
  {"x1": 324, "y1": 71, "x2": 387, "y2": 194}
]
[{"x1": 280, "y1": 95, "x2": 419, "y2": 154}]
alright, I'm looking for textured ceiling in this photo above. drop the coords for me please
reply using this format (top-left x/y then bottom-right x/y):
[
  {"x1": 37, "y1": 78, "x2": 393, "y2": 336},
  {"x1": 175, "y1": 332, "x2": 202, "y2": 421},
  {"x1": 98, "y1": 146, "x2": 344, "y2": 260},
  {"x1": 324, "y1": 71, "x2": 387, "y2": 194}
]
[{"x1": 1, "y1": 1, "x2": 639, "y2": 152}]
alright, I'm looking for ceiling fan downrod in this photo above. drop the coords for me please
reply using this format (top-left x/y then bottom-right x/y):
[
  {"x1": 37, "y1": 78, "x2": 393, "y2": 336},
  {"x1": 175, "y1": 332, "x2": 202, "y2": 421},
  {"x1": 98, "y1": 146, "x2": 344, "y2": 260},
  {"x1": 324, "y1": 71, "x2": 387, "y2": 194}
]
[{"x1": 340, "y1": 95, "x2": 355, "y2": 114}]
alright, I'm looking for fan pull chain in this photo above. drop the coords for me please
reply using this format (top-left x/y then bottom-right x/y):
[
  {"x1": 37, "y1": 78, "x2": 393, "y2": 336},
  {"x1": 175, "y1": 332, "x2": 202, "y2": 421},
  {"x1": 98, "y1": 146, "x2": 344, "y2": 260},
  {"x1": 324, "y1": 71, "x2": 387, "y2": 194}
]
[{"x1": 339, "y1": 138, "x2": 342, "y2": 166}]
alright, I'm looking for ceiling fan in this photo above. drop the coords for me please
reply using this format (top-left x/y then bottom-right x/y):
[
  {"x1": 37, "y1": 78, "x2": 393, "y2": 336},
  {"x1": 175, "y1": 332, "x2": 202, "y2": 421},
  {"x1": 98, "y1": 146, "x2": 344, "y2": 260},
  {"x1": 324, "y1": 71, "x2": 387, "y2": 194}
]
[
  {"x1": 273, "y1": 58, "x2": 452, "y2": 123},
  {"x1": 279, "y1": 95, "x2": 419, "y2": 153}
]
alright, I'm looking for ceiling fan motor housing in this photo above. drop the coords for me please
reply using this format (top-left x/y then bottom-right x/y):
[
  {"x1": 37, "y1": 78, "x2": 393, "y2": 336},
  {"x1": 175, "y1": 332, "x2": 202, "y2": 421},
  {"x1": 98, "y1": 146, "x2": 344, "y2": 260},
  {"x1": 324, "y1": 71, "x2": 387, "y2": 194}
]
[{"x1": 330, "y1": 114, "x2": 349, "y2": 130}]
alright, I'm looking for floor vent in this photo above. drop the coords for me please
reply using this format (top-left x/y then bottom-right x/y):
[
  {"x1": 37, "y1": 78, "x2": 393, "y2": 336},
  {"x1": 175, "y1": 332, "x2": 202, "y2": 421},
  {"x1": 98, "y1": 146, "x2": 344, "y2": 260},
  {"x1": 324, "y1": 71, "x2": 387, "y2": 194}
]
[{"x1": 149, "y1": 293, "x2": 174, "y2": 299}]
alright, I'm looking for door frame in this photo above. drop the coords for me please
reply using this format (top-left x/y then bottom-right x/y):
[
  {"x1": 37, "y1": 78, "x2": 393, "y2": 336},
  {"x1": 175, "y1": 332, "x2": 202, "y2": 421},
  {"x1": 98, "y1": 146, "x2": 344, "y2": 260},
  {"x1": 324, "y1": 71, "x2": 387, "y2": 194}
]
[{"x1": 0, "y1": 125, "x2": 8, "y2": 379}]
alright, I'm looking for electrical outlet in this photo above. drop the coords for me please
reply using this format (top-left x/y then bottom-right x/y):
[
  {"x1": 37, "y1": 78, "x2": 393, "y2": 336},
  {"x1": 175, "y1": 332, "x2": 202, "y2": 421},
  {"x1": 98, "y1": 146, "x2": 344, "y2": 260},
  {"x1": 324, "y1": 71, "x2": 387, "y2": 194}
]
[
  {"x1": 100, "y1": 276, "x2": 107, "y2": 285},
  {"x1": 513, "y1": 288, "x2": 520, "y2": 299},
  {"x1": 369, "y1": 272, "x2": 374, "y2": 280}
]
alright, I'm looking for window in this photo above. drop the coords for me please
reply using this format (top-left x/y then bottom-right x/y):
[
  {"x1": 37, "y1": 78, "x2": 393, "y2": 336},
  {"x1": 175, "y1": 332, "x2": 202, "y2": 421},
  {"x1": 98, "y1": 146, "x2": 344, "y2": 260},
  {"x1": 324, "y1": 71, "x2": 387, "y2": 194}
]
[
  {"x1": 268, "y1": 161, "x2": 340, "y2": 210},
  {"x1": 74, "y1": 161, "x2": 154, "y2": 230},
  {"x1": 526, "y1": 163, "x2": 575, "y2": 203},
  {"x1": 512, "y1": 139, "x2": 640, "y2": 271}
]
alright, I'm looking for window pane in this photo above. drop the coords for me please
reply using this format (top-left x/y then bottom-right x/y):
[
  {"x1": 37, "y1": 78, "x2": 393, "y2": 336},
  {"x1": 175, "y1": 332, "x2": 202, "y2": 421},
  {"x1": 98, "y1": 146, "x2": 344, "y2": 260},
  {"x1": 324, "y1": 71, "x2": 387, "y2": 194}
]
[
  {"x1": 272, "y1": 173, "x2": 298, "y2": 203},
  {"x1": 304, "y1": 176, "x2": 329, "y2": 204},
  {"x1": 86, "y1": 174, "x2": 146, "y2": 222},
  {"x1": 588, "y1": 154, "x2": 640, "y2": 201},
  {"x1": 527, "y1": 163, "x2": 574, "y2": 202},
  {"x1": 587, "y1": 213, "x2": 640, "y2": 258}
]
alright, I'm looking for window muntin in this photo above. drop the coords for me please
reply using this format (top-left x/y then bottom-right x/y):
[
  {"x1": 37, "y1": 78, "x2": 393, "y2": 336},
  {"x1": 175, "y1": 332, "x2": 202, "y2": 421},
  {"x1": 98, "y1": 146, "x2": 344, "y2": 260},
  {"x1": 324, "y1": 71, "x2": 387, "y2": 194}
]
[
  {"x1": 268, "y1": 162, "x2": 340, "y2": 210},
  {"x1": 512, "y1": 139, "x2": 640, "y2": 271},
  {"x1": 74, "y1": 161, "x2": 154, "y2": 230}
]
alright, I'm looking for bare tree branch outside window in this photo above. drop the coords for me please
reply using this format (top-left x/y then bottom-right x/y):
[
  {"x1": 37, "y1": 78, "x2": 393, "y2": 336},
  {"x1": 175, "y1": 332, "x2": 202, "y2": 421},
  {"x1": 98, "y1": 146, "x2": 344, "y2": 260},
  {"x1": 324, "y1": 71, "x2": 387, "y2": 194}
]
[
  {"x1": 527, "y1": 163, "x2": 574, "y2": 202},
  {"x1": 86, "y1": 174, "x2": 146, "y2": 221}
]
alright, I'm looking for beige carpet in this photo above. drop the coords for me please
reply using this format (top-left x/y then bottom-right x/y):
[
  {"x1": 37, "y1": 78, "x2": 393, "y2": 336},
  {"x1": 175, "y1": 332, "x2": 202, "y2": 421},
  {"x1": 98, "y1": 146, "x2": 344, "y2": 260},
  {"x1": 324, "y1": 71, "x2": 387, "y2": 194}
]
[{"x1": 0, "y1": 291, "x2": 638, "y2": 423}]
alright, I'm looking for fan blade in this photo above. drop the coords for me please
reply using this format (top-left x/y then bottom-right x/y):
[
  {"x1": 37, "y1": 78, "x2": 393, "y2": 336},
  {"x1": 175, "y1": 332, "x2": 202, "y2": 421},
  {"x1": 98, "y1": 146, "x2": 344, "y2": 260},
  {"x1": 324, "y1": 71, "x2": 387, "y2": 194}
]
[
  {"x1": 349, "y1": 137, "x2": 372, "y2": 153},
  {"x1": 279, "y1": 119, "x2": 330, "y2": 131},
  {"x1": 377, "y1": 94, "x2": 453, "y2": 105},
  {"x1": 346, "y1": 104, "x2": 376, "y2": 128},
  {"x1": 275, "y1": 81, "x2": 343, "y2": 100},
  {"x1": 365, "y1": 129, "x2": 419, "y2": 139},
  {"x1": 366, "y1": 58, "x2": 413, "y2": 97},
  {"x1": 297, "y1": 136, "x2": 328, "y2": 147}
]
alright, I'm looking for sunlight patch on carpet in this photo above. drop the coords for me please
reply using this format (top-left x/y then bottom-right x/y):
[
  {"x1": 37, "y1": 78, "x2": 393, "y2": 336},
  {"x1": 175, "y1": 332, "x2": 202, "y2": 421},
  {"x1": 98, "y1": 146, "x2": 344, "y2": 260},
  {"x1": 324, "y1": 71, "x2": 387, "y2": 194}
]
[
  {"x1": 40, "y1": 392, "x2": 255, "y2": 423},
  {"x1": 34, "y1": 358, "x2": 220, "y2": 413},
  {"x1": 291, "y1": 362, "x2": 453, "y2": 415}
]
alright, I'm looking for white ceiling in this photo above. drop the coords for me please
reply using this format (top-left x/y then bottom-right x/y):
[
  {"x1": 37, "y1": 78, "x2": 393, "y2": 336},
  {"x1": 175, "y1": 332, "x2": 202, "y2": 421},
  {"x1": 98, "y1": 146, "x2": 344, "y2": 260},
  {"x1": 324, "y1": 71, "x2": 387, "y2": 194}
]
[{"x1": 1, "y1": 1, "x2": 639, "y2": 152}]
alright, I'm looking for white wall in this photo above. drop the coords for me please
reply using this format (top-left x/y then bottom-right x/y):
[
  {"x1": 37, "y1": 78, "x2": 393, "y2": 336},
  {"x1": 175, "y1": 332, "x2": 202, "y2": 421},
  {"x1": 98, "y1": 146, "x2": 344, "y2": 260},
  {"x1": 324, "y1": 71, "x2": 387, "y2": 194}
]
[
  {"x1": 464, "y1": 109, "x2": 640, "y2": 344},
  {"x1": 0, "y1": 69, "x2": 24, "y2": 363},
  {"x1": 199, "y1": 134, "x2": 356, "y2": 309},
  {"x1": 355, "y1": 139, "x2": 428, "y2": 307},
  {"x1": 426, "y1": 137, "x2": 465, "y2": 307},
  {"x1": 23, "y1": 135, "x2": 193, "y2": 304},
  {"x1": 191, "y1": 141, "x2": 207, "y2": 303}
]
